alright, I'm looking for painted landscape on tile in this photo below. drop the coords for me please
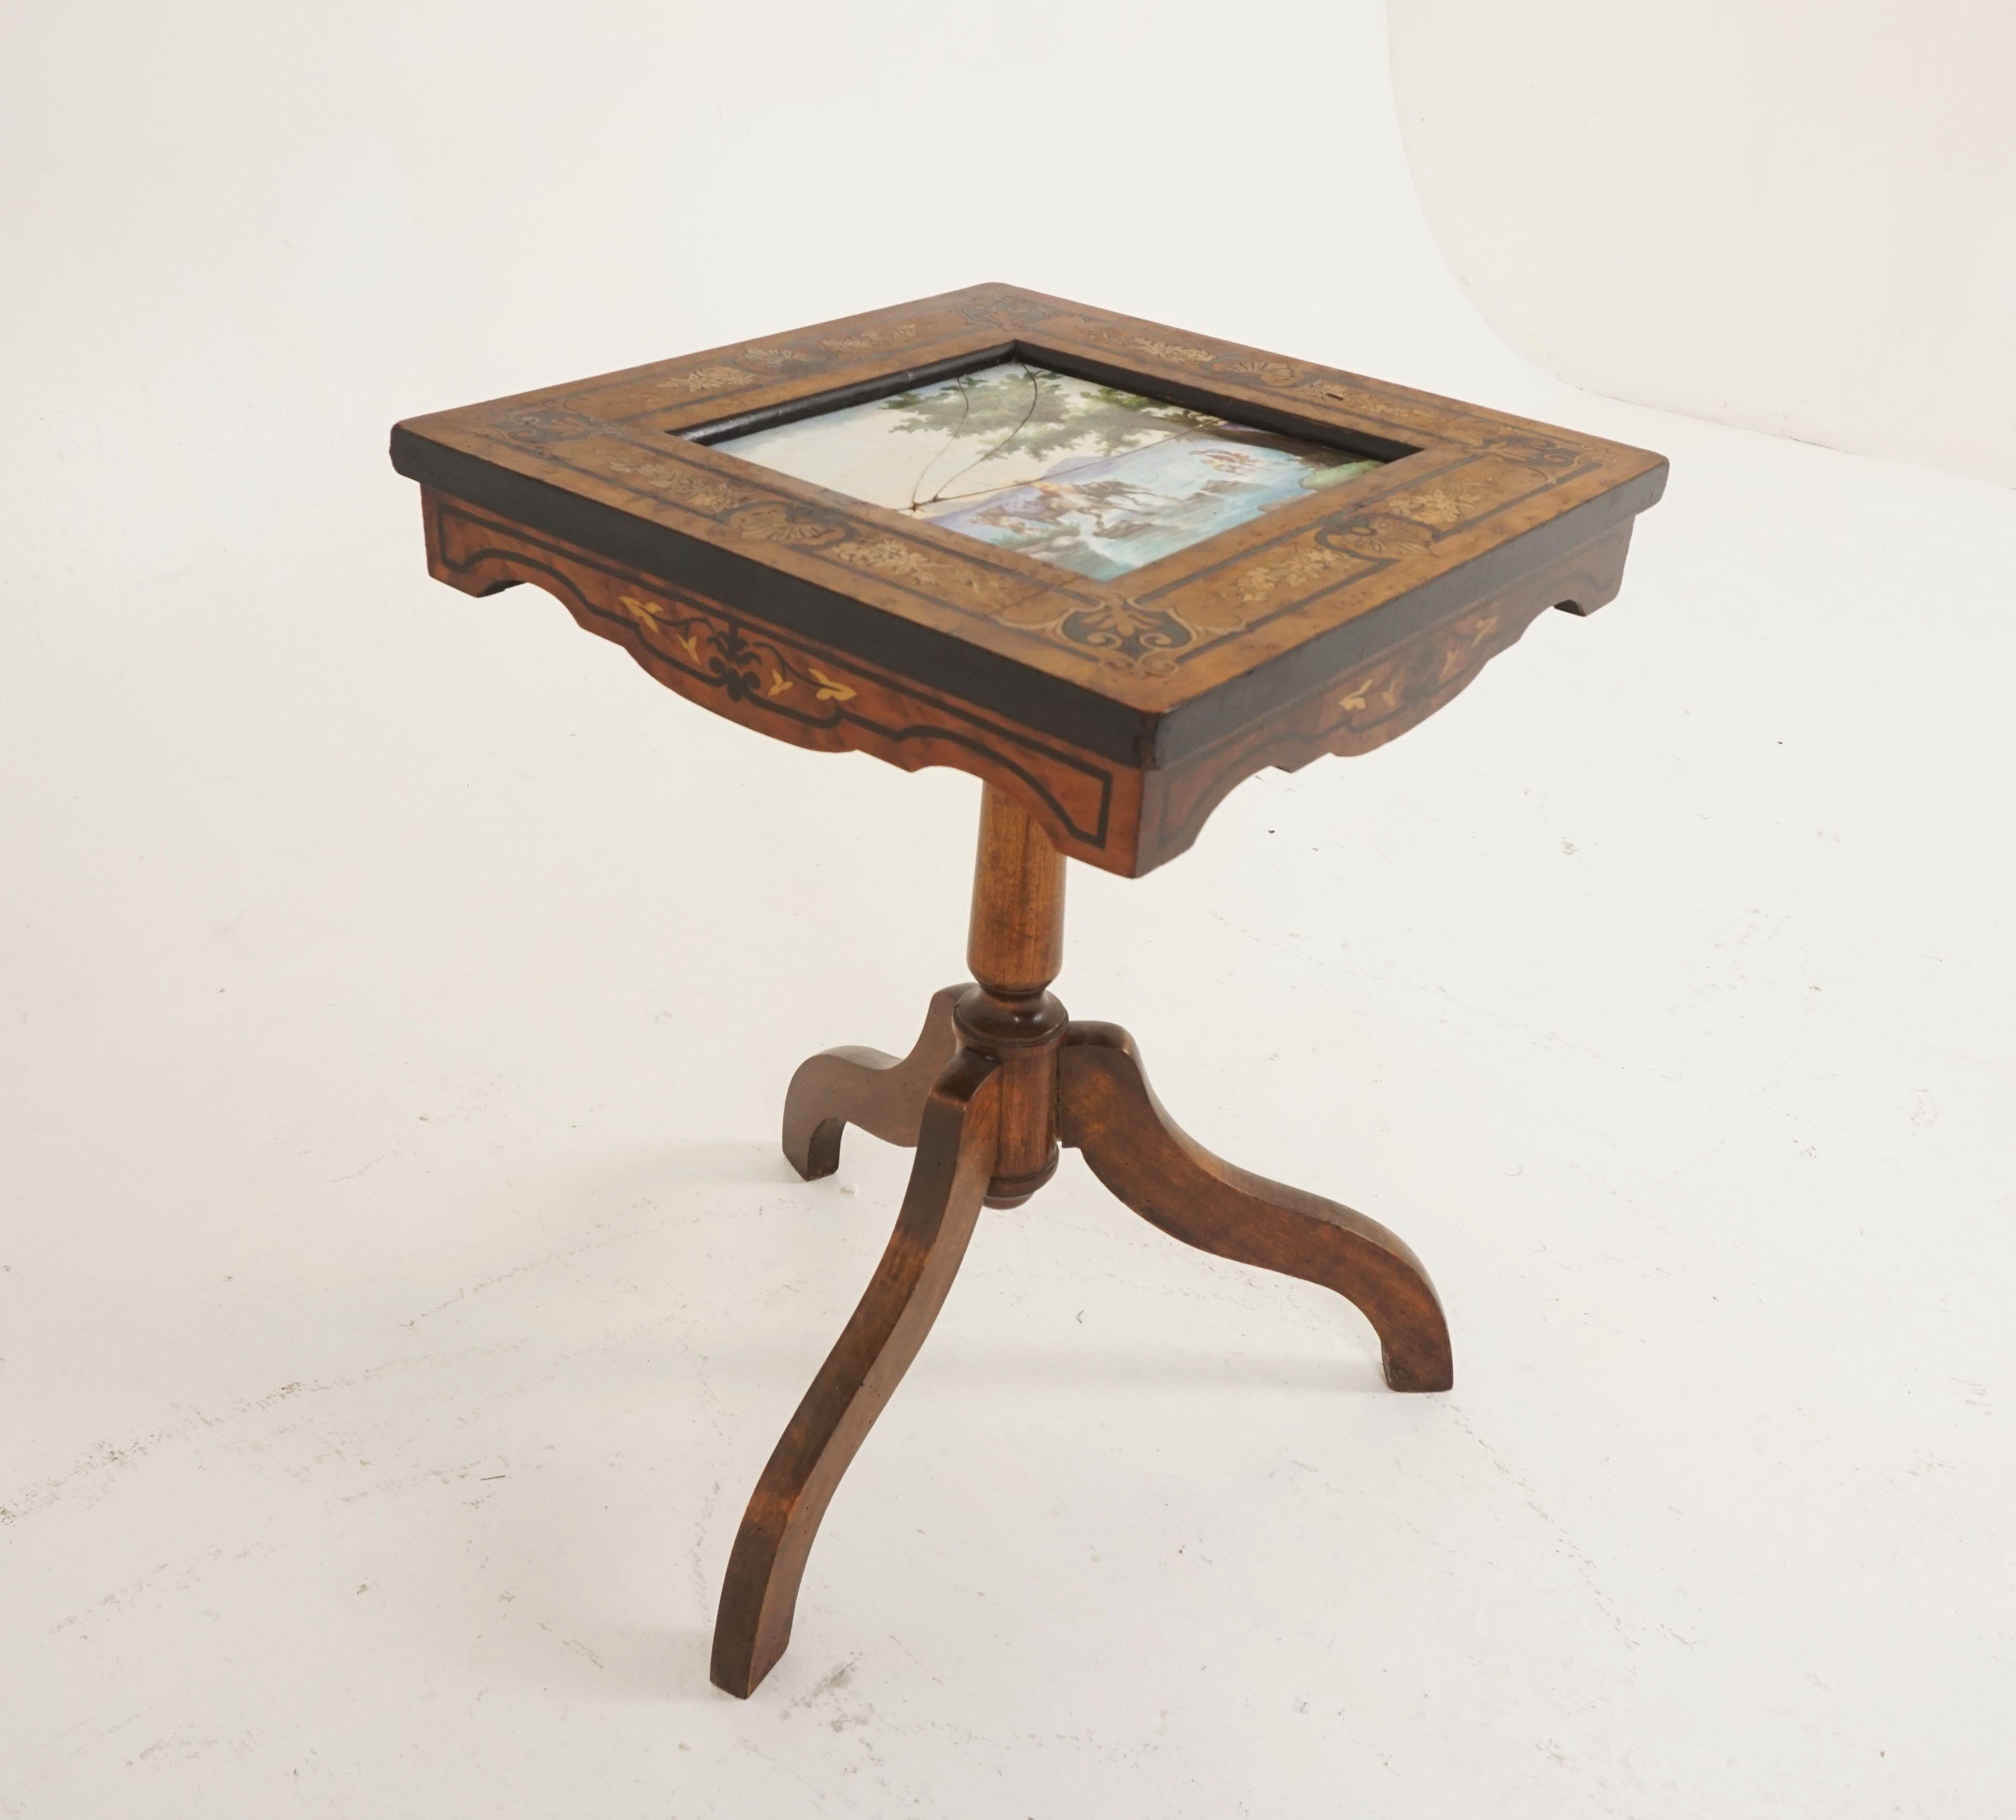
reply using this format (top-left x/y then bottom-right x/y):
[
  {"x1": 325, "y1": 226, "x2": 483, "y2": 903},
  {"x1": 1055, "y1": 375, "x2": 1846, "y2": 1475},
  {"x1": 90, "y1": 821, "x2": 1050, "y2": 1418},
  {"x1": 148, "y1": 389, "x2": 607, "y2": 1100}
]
[{"x1": 713, "y1": 361, "x2": 1386, "y2": 580}]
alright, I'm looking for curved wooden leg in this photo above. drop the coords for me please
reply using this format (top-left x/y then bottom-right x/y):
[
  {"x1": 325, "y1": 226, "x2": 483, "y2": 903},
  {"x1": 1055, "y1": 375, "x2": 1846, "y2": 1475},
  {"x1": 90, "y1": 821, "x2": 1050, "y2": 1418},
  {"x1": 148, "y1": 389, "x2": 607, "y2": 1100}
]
[
  {"x1": 781, "y1": 983, "x2": 969, "y2": 1181},
  {"x1": 713, "y1": 1049, "x2": 1000, "y2": 1698},
  {"x1": 1057, "y1": 1023, "x2": 1453, "y2": 1392}
]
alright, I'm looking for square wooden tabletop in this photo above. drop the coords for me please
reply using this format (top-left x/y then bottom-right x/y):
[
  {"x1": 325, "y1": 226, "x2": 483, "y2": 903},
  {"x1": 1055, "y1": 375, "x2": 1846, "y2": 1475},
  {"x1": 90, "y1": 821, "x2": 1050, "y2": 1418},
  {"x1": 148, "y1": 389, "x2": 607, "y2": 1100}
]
[{"x1": 392, "y1": 284, "x2": 1666, "y2": 875}]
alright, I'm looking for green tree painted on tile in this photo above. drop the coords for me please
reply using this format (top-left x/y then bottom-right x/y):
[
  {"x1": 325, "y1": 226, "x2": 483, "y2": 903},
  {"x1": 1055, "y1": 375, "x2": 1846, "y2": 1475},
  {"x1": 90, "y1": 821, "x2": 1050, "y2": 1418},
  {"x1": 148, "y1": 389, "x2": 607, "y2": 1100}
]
[{"x1": 879, "y1": 364, "x2": 1217, "y2": 483}]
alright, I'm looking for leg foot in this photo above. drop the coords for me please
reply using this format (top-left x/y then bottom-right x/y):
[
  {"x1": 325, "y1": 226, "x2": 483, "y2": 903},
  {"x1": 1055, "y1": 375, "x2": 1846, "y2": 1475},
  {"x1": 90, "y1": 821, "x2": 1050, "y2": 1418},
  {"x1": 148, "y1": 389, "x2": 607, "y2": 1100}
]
[
  {"x1": 1058, "y1": 1023, "x2": 1453, "y2": 1392},
  {"x1": 782, "y1": 984, "x2": 968, "y2": 1181},
  {"x1": 712, "y1": 1050, "x2": 1000, "y2": 1698}
]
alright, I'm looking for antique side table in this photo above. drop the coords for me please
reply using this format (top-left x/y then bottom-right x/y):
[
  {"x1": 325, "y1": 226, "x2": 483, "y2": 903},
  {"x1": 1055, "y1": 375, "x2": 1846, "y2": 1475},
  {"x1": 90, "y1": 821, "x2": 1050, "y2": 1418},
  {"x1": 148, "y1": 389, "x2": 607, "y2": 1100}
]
[{"x1": 390, "y1": 285, "x2": 1666, "y2": 1697}]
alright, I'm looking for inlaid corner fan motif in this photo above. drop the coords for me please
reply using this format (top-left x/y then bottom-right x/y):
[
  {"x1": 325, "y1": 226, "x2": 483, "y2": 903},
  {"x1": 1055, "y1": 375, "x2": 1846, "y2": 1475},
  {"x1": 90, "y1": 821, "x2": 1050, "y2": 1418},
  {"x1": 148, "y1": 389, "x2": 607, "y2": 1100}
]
[{"x1": 714, "y1": 360, "x2": 1388, "y2": 580}]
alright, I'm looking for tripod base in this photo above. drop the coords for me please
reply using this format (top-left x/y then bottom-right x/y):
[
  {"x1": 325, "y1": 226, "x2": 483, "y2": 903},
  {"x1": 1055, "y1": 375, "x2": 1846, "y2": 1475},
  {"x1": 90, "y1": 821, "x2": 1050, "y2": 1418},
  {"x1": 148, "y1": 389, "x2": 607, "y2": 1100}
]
[{"x1": 710, "y1": 980, "x2": 1453, "y2": 1699}]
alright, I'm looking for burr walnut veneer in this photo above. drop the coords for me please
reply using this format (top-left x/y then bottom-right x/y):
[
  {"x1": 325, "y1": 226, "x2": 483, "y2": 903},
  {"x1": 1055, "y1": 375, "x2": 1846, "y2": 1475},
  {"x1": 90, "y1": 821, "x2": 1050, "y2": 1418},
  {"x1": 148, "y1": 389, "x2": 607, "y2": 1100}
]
[{"x1": 391, "y1": 284, "x2": 1666, "y2": 1697}]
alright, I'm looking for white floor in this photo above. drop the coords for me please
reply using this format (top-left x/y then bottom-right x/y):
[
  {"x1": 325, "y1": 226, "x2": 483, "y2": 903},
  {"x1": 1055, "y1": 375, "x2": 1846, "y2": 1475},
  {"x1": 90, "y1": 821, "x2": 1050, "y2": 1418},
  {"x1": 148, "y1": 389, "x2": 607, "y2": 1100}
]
[
  {"x1": 7, "y1": 394, "x2": 2014, "y2": 1817},
  {"x1": 6, "y1": 7, "x2": 2016, "y2": 1815}
]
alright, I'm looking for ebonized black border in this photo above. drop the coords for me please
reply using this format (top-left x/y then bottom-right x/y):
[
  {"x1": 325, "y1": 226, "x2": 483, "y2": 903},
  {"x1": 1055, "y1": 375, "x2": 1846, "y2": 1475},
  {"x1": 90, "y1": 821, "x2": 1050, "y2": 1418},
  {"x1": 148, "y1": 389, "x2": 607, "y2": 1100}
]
[
  {"x1": 681, "y1": 345, "x2": 1016, "y2": 445},
  {"x1": 680, "y1": 339, "x2": 1418, "y2": 467}
]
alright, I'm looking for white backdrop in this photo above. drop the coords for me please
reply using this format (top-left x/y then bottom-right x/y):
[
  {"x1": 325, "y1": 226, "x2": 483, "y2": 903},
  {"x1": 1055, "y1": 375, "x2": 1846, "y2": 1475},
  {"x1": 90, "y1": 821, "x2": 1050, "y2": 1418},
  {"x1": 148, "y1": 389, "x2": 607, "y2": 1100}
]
[
  {"x1": 1391, "y1": 0, "x2": 2016, "y2": 487},
  {"x1": 4, "y1": 4, "x2": 2015, "y2": 1817}
]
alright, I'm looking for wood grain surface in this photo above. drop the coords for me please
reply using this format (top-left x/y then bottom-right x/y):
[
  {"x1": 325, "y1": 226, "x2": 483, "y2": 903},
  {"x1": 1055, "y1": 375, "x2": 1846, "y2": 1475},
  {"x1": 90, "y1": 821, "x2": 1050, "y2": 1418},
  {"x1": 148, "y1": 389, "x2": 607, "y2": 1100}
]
[{"x1": 393, "y1": 283, "x2": 1666, "y2": 793}]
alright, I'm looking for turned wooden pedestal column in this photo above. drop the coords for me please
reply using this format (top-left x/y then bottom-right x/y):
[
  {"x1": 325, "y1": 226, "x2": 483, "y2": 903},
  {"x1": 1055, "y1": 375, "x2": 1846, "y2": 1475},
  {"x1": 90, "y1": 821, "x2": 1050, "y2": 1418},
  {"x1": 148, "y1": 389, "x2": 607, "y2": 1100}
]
[{"x1": 961, "y1": 786, "x2": 1067, "y2": 1208}]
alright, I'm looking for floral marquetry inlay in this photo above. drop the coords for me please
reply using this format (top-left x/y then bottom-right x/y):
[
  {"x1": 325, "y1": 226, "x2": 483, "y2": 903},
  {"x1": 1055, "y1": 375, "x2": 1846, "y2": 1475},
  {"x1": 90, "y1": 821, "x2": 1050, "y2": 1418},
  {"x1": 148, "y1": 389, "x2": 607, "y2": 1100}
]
[
  {"x1": 420, "y1": 491, "x2": 1127, "y2": 864},
  {"x1": 653, "y1": 364, "x2": 761, "y2": 396},
  {"x1": 393, "y1": 282, "x2": 1665, "y2": 790}
]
